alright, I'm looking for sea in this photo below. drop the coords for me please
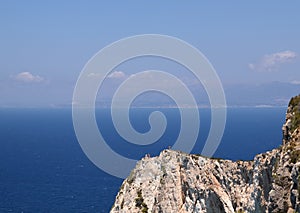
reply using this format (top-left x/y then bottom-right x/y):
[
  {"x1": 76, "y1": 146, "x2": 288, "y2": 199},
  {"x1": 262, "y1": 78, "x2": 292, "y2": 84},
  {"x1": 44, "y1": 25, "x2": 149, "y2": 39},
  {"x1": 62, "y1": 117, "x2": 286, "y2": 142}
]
[{"x1": 0, "y1": 107, "x2": 286, "y2": 212}]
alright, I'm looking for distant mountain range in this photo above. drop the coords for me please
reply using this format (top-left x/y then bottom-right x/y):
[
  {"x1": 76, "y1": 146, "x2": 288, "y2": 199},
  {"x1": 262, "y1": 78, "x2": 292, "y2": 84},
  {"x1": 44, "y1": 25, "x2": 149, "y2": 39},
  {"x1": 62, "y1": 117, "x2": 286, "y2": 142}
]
[{"x1": 95, "y1": 81, "x2": 300, "y2": 108}]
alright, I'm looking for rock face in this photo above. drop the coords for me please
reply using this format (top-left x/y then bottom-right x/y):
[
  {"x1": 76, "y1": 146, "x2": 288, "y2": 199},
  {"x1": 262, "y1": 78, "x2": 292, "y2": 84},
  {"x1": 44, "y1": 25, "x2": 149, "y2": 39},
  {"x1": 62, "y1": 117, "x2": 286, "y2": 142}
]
[{"x1": 111, "y1": 96, "x2": 300, "y2": 213}]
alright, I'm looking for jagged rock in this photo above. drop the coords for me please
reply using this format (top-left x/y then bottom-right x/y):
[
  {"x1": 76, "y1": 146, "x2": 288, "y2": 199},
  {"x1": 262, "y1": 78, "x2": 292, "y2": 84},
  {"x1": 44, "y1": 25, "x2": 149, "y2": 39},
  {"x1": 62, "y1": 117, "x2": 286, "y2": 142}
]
[{"x1": 111, "y1": 95, "x2": 300, "y2": 213}]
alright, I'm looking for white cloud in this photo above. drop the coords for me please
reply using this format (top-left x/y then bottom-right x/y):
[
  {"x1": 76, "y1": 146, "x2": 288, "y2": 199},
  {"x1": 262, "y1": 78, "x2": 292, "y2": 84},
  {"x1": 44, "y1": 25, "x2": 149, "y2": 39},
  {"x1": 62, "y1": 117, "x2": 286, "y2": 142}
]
[
  {"x1": 88, "y1": 71, "x2": 126, "y2": 79},
  {"x1": 13, "y1": 72, "x2": 44, "y2": 83},
  {"x1": 87, "y1": 72, "x2": 100, "y2": 77},
  {"x1": 290, "y1": 80, "x2": 300, "y2": 85},
  {"x1": 107, "y1": 71, "x2": 125, "y2": 79},
  {"x1": 249, "y1": 50, "x2": 297, "y2": 71}
]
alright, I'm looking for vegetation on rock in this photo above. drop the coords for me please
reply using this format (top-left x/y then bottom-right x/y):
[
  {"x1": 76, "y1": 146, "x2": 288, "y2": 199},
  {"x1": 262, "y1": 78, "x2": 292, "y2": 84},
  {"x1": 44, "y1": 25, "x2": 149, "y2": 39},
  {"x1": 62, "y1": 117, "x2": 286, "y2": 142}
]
[{"x1": 289, "y1": 95, "x2": 300, "y2": 132}]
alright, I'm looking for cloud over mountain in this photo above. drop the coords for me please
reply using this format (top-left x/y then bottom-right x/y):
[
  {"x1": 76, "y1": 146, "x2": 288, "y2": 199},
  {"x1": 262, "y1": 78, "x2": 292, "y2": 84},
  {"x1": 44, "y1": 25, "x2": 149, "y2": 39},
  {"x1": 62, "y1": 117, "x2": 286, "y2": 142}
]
[{"x1": 249, "y1": 50, "x2": 297, "y2": 71}]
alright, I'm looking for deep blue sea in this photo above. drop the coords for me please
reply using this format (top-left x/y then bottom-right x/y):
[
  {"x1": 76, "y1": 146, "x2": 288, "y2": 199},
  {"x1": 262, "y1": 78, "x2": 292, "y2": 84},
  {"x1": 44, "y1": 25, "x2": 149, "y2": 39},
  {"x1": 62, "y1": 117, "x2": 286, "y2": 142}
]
[{"x1": 0, "y1": 107, "x2": 286, "y2": 212}]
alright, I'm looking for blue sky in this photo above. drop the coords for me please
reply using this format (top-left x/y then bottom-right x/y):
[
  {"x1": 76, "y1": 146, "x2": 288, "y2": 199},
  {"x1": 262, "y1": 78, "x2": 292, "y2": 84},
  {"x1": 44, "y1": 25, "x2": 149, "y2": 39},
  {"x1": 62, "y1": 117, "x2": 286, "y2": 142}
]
[{"x1": 1, "y1": 1, "x2": 300, "y2": 107}]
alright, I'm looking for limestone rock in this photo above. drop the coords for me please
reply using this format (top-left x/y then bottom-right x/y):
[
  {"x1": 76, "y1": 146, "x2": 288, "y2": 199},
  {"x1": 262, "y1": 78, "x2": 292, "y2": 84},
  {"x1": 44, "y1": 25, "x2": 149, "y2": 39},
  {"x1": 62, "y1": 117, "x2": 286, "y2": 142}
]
[{"x1": 111, "y1": 95, "x2": 300, "y2": 213}]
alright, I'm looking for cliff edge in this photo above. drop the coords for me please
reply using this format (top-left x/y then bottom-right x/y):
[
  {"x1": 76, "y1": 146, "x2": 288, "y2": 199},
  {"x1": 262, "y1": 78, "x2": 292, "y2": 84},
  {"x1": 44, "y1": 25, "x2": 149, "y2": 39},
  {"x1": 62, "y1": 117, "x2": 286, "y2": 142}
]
[{"x1": 111, "y1": 95, "x2": 300, "y2": 213}]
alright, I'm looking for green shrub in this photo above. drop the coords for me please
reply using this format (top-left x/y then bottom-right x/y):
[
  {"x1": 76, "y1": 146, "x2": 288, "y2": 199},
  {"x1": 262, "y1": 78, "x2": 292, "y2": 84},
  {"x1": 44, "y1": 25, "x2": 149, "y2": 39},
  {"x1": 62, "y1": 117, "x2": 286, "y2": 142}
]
[
  {"x1": 135, "y1": 189, "x2": 148, "y2": 212},
  {"x1": 127, "y1": 170, "x2": 135, "y2": 184},
  {"x1": 289, "y1": 96, "x2": 300, "y2": 109},
  {"x1": 291, "y1": 149, "x2": 300, "y2": 164},
  {"x1": 289, "y1": 95, "x2": 300, "y2": 132}
]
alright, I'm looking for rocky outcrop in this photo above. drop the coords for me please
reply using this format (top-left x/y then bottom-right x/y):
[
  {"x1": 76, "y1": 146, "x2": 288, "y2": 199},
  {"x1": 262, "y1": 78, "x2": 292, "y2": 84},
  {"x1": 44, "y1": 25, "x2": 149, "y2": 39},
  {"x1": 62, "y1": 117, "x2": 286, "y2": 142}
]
[{"x1": 111, "y1": 95, "x2": 300, "y2": 213}]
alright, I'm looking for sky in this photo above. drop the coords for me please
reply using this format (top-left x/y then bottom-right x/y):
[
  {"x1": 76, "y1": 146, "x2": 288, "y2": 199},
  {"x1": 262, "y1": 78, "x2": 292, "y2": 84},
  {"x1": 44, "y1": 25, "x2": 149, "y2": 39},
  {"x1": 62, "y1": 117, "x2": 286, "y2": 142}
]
[{"x1": 0, "y1": 1, "x2": 300, "y2": 107}]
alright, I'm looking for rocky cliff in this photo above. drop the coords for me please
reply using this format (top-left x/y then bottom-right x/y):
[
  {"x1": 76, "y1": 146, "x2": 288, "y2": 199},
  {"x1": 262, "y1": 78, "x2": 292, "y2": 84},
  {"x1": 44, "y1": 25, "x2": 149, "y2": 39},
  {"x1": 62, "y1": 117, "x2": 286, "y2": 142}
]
[{"x1": 111, "y1": 96, "x2": 300, "y2": 213}]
